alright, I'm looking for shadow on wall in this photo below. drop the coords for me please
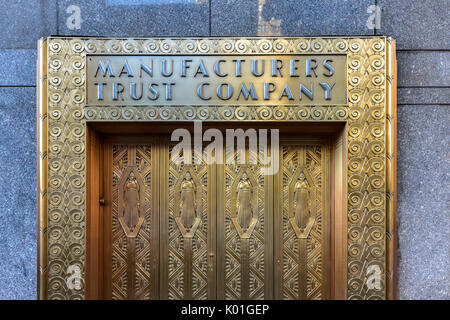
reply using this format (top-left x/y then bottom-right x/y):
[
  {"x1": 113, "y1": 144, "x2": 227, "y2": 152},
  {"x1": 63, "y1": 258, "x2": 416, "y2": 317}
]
[
  {"x1": 61, "y1": 0, "x2": 376, "y2": 38},
  {"x1": 60, "y1": 0, "x2": 376, "y2": 38},
  {"x1": 60, "y1": 0, "x2": 210, "y2": 37},
  {"x1": 260, "y1": 0, "x2": 374, "y2": 36}
]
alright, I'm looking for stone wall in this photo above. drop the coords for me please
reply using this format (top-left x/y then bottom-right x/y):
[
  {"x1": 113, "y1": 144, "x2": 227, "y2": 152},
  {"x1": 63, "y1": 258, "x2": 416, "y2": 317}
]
[{"x1": 0, "y1": 0, "x2": 448, "y2": 299}]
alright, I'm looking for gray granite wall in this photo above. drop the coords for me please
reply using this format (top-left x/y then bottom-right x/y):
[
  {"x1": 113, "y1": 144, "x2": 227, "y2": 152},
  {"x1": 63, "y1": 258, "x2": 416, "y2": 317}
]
[{"x1": 0, "y1": 0, "x2": 448, "y2": 300}]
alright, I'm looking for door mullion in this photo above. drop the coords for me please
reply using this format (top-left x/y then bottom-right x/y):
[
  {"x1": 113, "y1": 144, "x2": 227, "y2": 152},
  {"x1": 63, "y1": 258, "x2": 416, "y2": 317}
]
[
  {"x1": 208, "y1": 162, "x2": 217, "y2": 299},
  {"x1": 159, "y1": 140, "x2": 169, "y2": 299},
  {"x1": 216, "y1": 162, "x2": 225, "y2": 299}
]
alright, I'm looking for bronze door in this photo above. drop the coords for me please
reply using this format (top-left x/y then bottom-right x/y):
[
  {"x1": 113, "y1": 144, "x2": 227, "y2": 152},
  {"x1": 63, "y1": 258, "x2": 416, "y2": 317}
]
[
  {"x1": 274, "y1": 139, "x2": 331, "y2": 300},
  {"x1": 159, "y1": 142, "x2": 216, "y2": 299},
  {"x1": 102, "y1": 137, "x2": 330, "y2": 300},
  {"x1": 217, "y1": 143, "x2": 273, "y2": 299},
  {"x1": 103, "y1": 139, "x2": 160, "y2": 300}
]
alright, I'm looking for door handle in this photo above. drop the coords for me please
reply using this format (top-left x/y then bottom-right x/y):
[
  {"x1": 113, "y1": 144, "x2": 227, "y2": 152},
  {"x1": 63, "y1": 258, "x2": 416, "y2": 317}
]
[{"x1": 209, "y1": 253, "x2": 215, "y2": 271}]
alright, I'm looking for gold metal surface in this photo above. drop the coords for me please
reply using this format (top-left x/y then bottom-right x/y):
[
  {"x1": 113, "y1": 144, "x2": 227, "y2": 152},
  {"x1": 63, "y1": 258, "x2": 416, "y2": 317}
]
[
  {"x1": 37, "y1": 38, "x2": 48, "y2": 300},
  {"x1": 274, "y1": 138, "x2": 330, "y2": 299},
  {"x1": 161, "y1": 142, "x2": 216, "y2": 299},
  {"x1": 86, "y1": 54, "x2": 347, "y2": 106},
  {"x1": 103, "y1": 138, "x2": 330, "y2": 300},
  {"x1": 217, "y1": 144, "x2": 273, "y2": 299},
  {"x1": 37, "y1": 36, "x2": 396, "y2": 300},
  {"x1": 385, "y1": 38, "x2": 398, "y2": 300},
  {"x1": 106, "y1": 143, "x2": 159, "y2": 300}
]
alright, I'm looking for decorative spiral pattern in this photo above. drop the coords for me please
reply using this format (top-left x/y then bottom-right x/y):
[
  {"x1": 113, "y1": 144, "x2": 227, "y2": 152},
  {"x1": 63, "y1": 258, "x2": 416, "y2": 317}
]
[
  {"x1": 348, "y1": 141, "x2": 363, "y2": 156},
  {"x1": 348, "y1": 261, "x2": 363, "y2": 275},
  {"x1": 349, "y1": 72, "x2": 363, "y2": 87},
  {"x1": 256, "y1": 39, "x2": 272, "y2": 53},
  {"x1": 349, "y1": 39, "x2": 364, "y2": 53},
  {"x1": 349, "y1": 123, "x2": 362, "y2": 138},
  {"x1": 349, "y1": 226, "x2": 363, "y2": 241},
  {"x1": 311, "y1": 38, "x2": 326, "y2": 52},
  {"x1": 220, "y1": 106, "x2": 234, "y2": 120},
  {"x1": 369, "y1": 157, "x2": 384, "y2": 172},
  {"x1": 370, "y1": 107, "x2": 384, "y2": 120},
  {"x1": 70, "y1": 56, "x2": 84, "y2": 70},
  {"x1": 197, "y1": 107, "x2": 210, "y2": 120},
  {"x1": 105, "y1": 39, "x2": 121, "y2": 53},
  {"x1": 84, "y1": 105, "x2": 352, "y2": 122},
  {"x1": 160, "y1": 106, "x2": 173, "y2": 119},
  {"x1": 333, "y1": 39, "x2": 348, "y2": 52},
  {"x1": 371, "y1": 89, "x2": 384, "y2": 104},
  {"x1": 349, "y1": 90, "x2": 363, "y2": 104},
  {"x1": 49, "y1": 73, "x2": 62, "y2": 87},
  {"x1": 49, "y1": 56, "x2": 63, "y2": 71},
  {"x1": 183, "y1": 39, "x2": 197, "y2": 53},
  {"x1": 257, "y1": 107, "x2": 272, "y2": 120},
  {"x1": 370, "y1": 38, "x2": 385, "y2": 52},
  {"x1": 273, "y1": 39, "x2": 288, "y2": 53},
  {"x1": 71, "y1": 89, "x2": 84, "y2": 104},
  {"x1": 348, "y1": 244, "x2": 362, "y2": 258},
  {"x1": 143, "y1": 39, "x2": 159, "y2": 53},
  {"x1": 183, "y1": 107, "x2": 196, "y2": 119},
  {"x1": 369, "y1": 209, "x2": 384, "y2": 224},
  {"x1": 198, "y1": 39, "x2": 211, "y2": 53},
  {"x1": 349, "y1": 106, "x2": 362, "y2": 120},
  {"x1": 335, "y1": 107, "x2": 348, "y2": 120},
  {"x1": 84, "y1": 39, "x2": 98, "y2": 53},
  {"x1": 295, "y1": 38, "x2": 310, "y2": 52},
  {"x1": 70, "y1": 39, "x2": 84, "y2": 53},
  {"x1": 349, "y1": 174, "x2": 363, "y2": 189},
  {"x1": 160, "y1": 39, "x2": 175, "y2": 53},
  {"x1": 220, "y1": 39, "x2": 235, "y2": 53},
  {"x1": 49, "y1": 40, "x2": 63, "y2": 53},
  {"x1": 370, "y1": 55, "x2": 385, "y2": 70},
  {"x1": 235, "y1": 39, "x2": 250, "y2": 53},
  {"x1": 349, "y1": 209, "x2": 363, "y2": 225},
  {"x1": 296, "y1": 106, "x2": 311, "y2": 120},
  {"x1": 311, "y1": 106, "x2": 325, "y2": 120},
  {"x1": 144, "y1": 106, "x2": 158, "y2": 120},
  {"x1": 235, "y1": 106, "x2": 249, "y2": 120},
  {"x1": 122, "y1": 39, "x2": 139, "y2": 53},
  {"x1": 349, "y1": 55, "x2": 363, "y2": 71},
  {"x1": 69, "y1": 73, "x2": 84, "y2": 87},
  {"x1": 273, "y1": 107, "x2": 286, "y2": 120}
]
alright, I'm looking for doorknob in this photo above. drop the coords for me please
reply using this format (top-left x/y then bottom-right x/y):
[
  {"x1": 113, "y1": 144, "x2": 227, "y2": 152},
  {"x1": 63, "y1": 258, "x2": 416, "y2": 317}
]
[{"x1": 99, "y1": 197, "x2": 105, "y2": 205}]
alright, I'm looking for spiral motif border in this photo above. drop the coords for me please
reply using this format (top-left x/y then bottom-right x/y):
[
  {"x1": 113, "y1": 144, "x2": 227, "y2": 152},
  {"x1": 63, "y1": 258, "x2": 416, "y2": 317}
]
[{"x1": 43, "y1": 37, "x2": 388, "y2": 300}]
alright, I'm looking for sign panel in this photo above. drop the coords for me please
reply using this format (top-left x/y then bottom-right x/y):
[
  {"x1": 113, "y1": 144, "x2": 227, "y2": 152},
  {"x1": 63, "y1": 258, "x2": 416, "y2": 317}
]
[{"x1": 87, "y1": 55, "x2": 347, "y2": 106}]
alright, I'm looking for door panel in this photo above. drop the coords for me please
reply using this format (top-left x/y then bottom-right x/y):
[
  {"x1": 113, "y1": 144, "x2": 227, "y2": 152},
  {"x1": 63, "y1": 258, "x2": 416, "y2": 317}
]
[
  {"x1": 274, "y1": 139, "x2": 331, "y2": 300},
  {"x1": 102, "y1": 136, "x2": 331, "y2": 300},
  {"x1": 103, "y1": 141, "x2": 159, "y2": 300},
  {"x1": 160, "y1": 143, "x2": 216, "y2": 299},
  {"x1": 217, "y1": 146, "x2": 273, "y2": 299}
]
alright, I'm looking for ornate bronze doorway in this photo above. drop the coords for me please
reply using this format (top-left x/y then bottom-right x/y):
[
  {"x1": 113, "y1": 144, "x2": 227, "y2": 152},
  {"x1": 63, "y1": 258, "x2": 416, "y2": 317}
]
[
  {"x1": 38, "y1": 36, "x2": 397, "y2": 300},
  {"x1": 100, "y1": 135, "x2": 330, "y2": 300}
]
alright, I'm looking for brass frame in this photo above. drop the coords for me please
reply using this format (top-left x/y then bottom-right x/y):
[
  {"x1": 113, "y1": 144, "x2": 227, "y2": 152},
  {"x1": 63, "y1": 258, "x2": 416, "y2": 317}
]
[{"x1": 37, "y1": 36, "x2": 397, "y2": 300}]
